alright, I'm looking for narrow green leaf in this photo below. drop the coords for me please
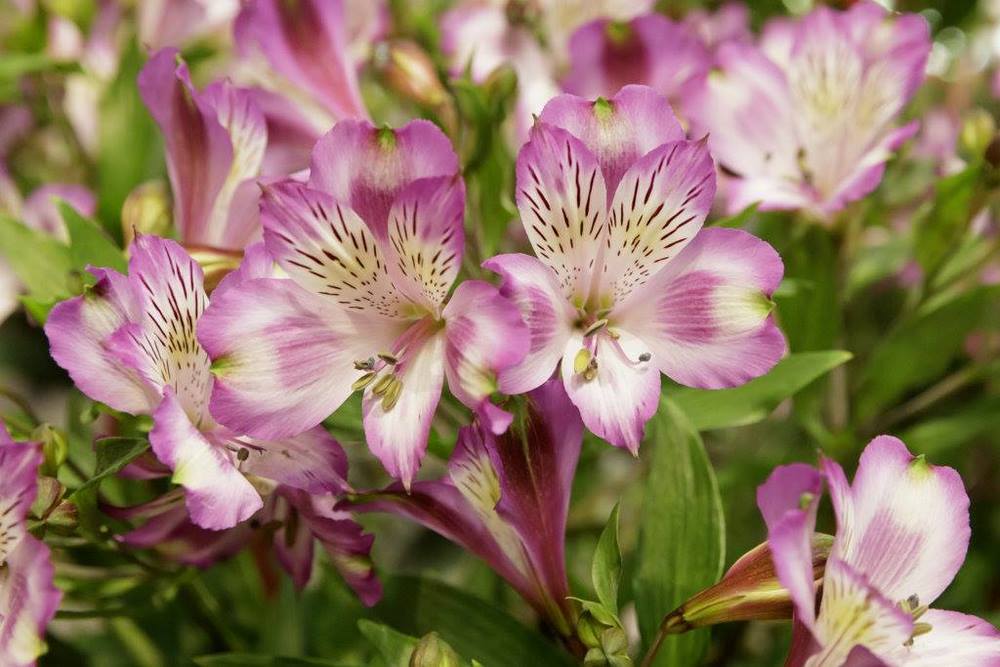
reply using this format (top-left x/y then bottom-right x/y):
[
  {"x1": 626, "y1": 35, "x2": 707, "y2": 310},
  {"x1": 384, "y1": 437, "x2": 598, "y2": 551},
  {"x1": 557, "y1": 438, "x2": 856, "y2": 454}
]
[
  {"x1": 710, "y1": 203, "x2": 758, "y2": 228},
  {"x1": 374, "y1": 576, "x2": 575, "y2": 667},
  {"x1": 71, "y1": 437, "x2": 150, "y2": 497},
  {"x1": 357, "y1": 619, "x2": 418, "y2": 667},
  {"x1": 60, "y1": 201, "x2": 128, "y2": 273},
  {"x1": 0, "y1": 213, "x2": 73, "y2": 303},
  {"x1": 671, "y1": 351, "x2": 852, "y2": 431},
  {"x1": 634, "y1": 398, "x2": 725, "y2": 667},
  {"x1": 901, "y1": 395, "x2": 1000, "y2": 456},
  {"x1": 592, "y1": 502, "x2": 622, "y2": 616},
  {"x1": 914, "y1": 164, "x2": 981, "y2": 281},
  {"x1": 194, "y1": 655, "x2": 354, "y2": 667}
]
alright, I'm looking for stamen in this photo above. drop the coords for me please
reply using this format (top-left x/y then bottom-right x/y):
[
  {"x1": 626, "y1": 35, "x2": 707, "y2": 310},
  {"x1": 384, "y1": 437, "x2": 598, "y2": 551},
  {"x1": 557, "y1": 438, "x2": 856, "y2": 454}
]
[
  {"x1": 798, "y1": 492, "x2": 814, "y2": 510},
  {"x1": 574, "y1": 348, "x2": 592, "y2": 375},
  {"x1": 381, "y1": 377, "x2": 403, "y2": 411},
  {"x1": 354, "y1": 357, "x2": 376, "y2": 371},
  {"x1": 583, "y1": 318, "x2": 608, "y2": 337},
  {"x1": 377, "y1": 352, "x2": 399, "y2": 365},
  {"x1": 583, "y1": 359, "x2": 598, "y2": 382},
  {"x1": 352, "y1": 372, "x2": 377, "y2": 391},
  {"x1": 371, "y1": 374, "x2": 394, "y2": 396},
  {"x1": 638, "y1": 352, "x2": 651, "y2": 362},
  {"x1": 237, "y1": 448, "x2": 249, "y2": 462}
]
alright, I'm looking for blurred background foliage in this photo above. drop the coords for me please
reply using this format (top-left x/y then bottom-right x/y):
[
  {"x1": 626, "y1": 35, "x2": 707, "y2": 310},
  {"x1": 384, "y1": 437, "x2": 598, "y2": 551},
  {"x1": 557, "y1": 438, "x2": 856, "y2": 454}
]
[{"x1": 0, "y1": 0, "x2": 999, "y2": 665}]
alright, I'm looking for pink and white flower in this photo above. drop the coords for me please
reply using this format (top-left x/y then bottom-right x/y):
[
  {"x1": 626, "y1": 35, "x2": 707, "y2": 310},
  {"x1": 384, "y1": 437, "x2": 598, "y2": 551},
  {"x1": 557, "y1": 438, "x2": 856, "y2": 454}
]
[
  {"x1": 345, "y1": 379, "x2": 580, "y2": 633},
  {"x1": 485, "y1": 85, "x2": 785, "y2": 452},
  {"x1": 198, "y1": 119, "x2": 529, "y2": 487},
  {"x1": 684, "y1": 1, "x2": 931, "y2": 217},
  {"x1": 758, "y1": 436, "x2": 1000, "y2": 666},
  {"x1": 0, "y1": 426, "x2": 61, "y2": 667},
  {"x1": 44, "y1": 235, "x2": 347, "y2": 531}
]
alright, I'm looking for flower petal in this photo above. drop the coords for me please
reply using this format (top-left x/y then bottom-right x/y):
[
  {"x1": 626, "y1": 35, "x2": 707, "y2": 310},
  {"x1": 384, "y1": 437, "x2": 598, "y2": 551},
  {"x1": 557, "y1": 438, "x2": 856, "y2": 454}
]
[
  {"x1": 888, "y1": 609, "x2": 1000, "y2": 667},
  {"x1": 44, "y1": 267, "x2": 155, "y2": 414},
  {"x1": 615, "y1": 227, "x2": 786, "y2": 389},
  {"x1": 538, "y1": 86, "x2": 685, "y2": 195},
  {"x1": 362, "y1": 327, "x2": 446, "y2": 486},
  {"x1": 560, "y1": 328, "x2": 659, "y2": 452},
  {"x1": 0, "y1": 536, "x2": 61, "y2": 667},
  {"x1": 598, "y1": 138, "x2": 715, "y2": 305},
  {"x1": 562, "y1": 16, "x2": 709, "y2": 106},
  {"x1": 198, "y1": 277, "x2": 398, "y2": 439},
  {"x1": 267, "y1": 492, "x2": 315, "y2": 590},
  {"x1": 236, "y1": 426, "x2": 348, "y2": 494},
  {"x1": 260, "y1": 180, "x2": 415, "y2": 319},
  {"x1": 386, "y1": 176, "x2": 466, "y2": 309},
  {"x1": 150, "y1": 390, "x2": 262, "y2": 530},
  {"x1": 113, "y1": 235, "x2": 212, "y2": 421},
  {"x1": 482, "y1": 253, "x2": 576, "y2": 395},
  {"x1": 442, "y1": 280, "x2": 529, "y2": 410},
  {"x1": 822, "y1": 436, "x2": 971, "y2": 607},
  {"x1": 138, "y1": 49, "x2": 236, "y2": 247},
  {"x1": 757, "y1": 462, "x2": 823, "y2": 629},
  {"x1": 515, "y1": 121, "x2": 608, "y2": 304},
  {"x1": 808, "y1": 558, "x2": 914, "y2": 667},
  {"x1": 309, "y1": 119, "x2": 459, "y2": 238},
  {"x1": 0, "y1": 428, "x2": 41, "y2": 565},
  {"x1": 234, "y1": 0, "x2": 367, "y2": 120}
]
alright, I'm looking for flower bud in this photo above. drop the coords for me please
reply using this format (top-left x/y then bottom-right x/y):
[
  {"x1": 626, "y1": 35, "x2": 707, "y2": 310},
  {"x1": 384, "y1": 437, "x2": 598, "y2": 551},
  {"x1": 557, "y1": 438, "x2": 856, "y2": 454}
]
[
  {"x1": 32, "y1": 424, "x2": 67, "y2": 476},
  {"x1": 657, "y1": 534, "x2": 834, "y2": 633},
  {"x1": 375, "y1": 40, "x2": 457, "y2": 136},
  {"x1": 121, "y1": 180, "x2": 171, "y2": 246},
  {"x1": 409, "y1": 631, "x2": 461, "y2": 667},
  {"x1": 184, "y1": 245, "x2": 244, "y2": 293}
]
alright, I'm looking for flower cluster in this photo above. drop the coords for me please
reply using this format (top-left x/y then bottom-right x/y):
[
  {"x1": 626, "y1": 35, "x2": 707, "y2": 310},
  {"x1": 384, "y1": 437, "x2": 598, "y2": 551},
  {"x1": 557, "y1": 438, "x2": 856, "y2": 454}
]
[{"x1": 0, "y1": 0, "x2": 998, "y2": 665}]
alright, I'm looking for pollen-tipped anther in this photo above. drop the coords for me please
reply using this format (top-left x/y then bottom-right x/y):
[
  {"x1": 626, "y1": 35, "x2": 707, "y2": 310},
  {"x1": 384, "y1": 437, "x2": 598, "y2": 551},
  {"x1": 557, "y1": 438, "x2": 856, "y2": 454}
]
[
  {"x1": 352, "y1": 372, "x2": 377, "y2": 391},
  {"x1": 583, "y1": 318, "x2": 608, "y2": 337}
]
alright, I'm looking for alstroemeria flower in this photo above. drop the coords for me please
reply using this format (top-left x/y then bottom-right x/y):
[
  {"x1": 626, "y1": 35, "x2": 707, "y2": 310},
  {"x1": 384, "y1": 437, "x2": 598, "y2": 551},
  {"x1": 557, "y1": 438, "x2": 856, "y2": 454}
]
[
  {"x1": 680, "y1": 2, "x2": 752, "y2": 52},
  {"x1": 139, "y1": 48, "x2": 266, "y2": 251},
  {"x1": 198, "y1": 119, "x2": 529, "y2": 486},
  {"x1": 344, "y1": 379, "x2": 580, "y2": 635},
  {"x1": 44, "y1": 235, "x2": 347, "y2": 530},
  {"x1": 106, "y1": 486, "x2": 381, "y2": 605},
  {"x1": 0, "y1": 426, "x2": 61, "y2": 667},
  {"x1": 562, "y1": 13, "x2": 709, "y2": 105},
  {"x1": 758, "y1": 436, "x2": 1000, "y2": 666},
  {"x1": 486, "y1": 85, "x2": 785, "y2": 451},
  {"x1": 684, "y1": 1, "x2": 931, "y2": 217},
  {"x1": 139, "y1": 0, "x2": 239, "y2": 51}
]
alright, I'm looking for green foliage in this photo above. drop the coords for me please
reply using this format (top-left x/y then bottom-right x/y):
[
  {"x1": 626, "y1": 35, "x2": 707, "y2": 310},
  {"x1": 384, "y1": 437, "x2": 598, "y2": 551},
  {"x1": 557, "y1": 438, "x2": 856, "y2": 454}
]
[
  {"x1": 591, "y1": 502, "x2": 623, "y2": 618},
  {"x1": 60, "y1": 201, "x2": 128, "y2": 273},
  {"x1": 633, "y1": 399, "x2": 725, "y2": 667},
  {"x1": 0, "y1": 214, "x2": 74, "y2": 319},
  {"x1": 357, "y1": 620, "x2": 419, "y2": 667},
  {"x1": 70, "y1": 437, "x2": 150, "y2": 498}
]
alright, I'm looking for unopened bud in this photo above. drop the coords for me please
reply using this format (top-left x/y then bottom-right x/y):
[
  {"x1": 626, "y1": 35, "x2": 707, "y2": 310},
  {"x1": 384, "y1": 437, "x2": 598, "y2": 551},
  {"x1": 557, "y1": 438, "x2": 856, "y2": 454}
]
[
  {"x1": 184, "y1": 245, "x2": 244, "y2": 293},
  {"x1": 33, "y1": 424, "x2": 67, "y2": 476},
  {"x1": 658, "y1": 534, "x2": 834, "y2": 633},
  {"x1": 576, "y1": 611, "x2": 605, "y2": 649},
  {"x1": 121, "y1": 180, "x2": 171, "y2": 246},
  {"x1": 959, "y1": 108, "x2": 996, "y2": 161},
  {"x1": 483, "y1": 64, "x2": 518, "y2": 108},
  {"x1": 409, "y1": 631, "x2": 460, "y2": 667},
  {"x1": 376, "y1": 40, "x2": 448, "y2": 108}
]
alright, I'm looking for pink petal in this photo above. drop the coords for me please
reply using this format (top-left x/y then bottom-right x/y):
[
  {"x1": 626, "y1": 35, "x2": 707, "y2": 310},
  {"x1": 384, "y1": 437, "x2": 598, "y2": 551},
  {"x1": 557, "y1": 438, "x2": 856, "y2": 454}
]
[
  {"x1": 210, "y1": 241, "x2": 274, "y2": 298},
  {"x1": 482, "y1": 253, "x2": 576, "y2": 395},
  {"x1": 150, "y1": 390, "x2": 262, "y2": 530},
  {"x1": 515, "y1": 121, "x2": 608, "y2": 303},
  {"x1": 260, "y1": 180, "x2": 415, "y2": 319},
  {"x1": 809, "y1": 558, "x2": 914, "y2": 667},
  {"x1": 236, "y1": 426, "x2": 348, "y2": 494},
  {"x1": 234, "y1": 0, "x2": 367, "y2": 121},
  {"x1": 0, "y1": 536, "x2": 62, "y2": 666},
  {"x1": 888, "y1": 609, "x2": 1000, "y2": 666},
  {"x1": 442, "y1": 280, "x2": 529, "y2": 410},
  {"x1": 267, "y1": 492, "x2": 315, "y2": 590},
  {"x1": 538, "y1": 85, "x2": 685, "y2": 196},
  {"x1": 309, "y1": 119, "x2": 459, "y2": 238},
  {"x1": 822, "y1": 436, "x2": 971, "y2": 607},
  {"x1": 560, "y1": 329, "x2": 660, "y2": 453},
  {"x1": 0, "y1": 428, "x2": 41, "y2": 565},
  {"x1": 757, "y1": 462, "x2": 823, "y2": 630},
  {"x1": 615, "y1": 227, "x2": 786, "y2": 389},
  {"x1": 22, "y1": 183, "x2": 95, "y2": 240},
  {"x1": 44, "y1": 267, "x2": 155, "y2": 415},
  {"x1": 599, "y1": 138, "x2": 716, "y2": 304},
  {"x1": 563, "y1": 15, "x2": 709, "y2": 105},
  {"x1": 386, "y1": 176, "x2": 466, "y2": 309},
  {"x1": 362, "y1": 326, "x2": 446, "y2": 486},
  {"x1": 198, "y1": 277, "x2": 398, "y2": 439}
]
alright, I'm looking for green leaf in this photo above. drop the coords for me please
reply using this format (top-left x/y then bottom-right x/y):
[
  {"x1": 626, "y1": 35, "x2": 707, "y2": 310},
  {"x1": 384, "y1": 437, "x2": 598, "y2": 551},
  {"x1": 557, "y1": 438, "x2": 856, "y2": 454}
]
[
  {"x1": 710, "y1": 203, "x2": 758, "y2": 228},
  {"x1": 670, "y1": 351, "x2": 852, "y2": 431},
  {"x1": 634, "y1": 398, "x2": 725, "y2": 667},
  {"x1": 60, "y1": 201, "x2": 127, "y2": 273},
  {"x1": 194, "y1": 655, "x2": 354, "y2": 667},
  {"x1": 592, "y1": 502, "x2": 622, "y2": 616},
  {"x1": 914, "y1": 164, "x2": 981, "y2": 282},
  {"x1": 901, "y1": 395, "x2": 1000, "y2": 456},
  {"x1": 71, "y1": 437, "x2": 150, "y2": 497},
  {"x1": 0, "y1": 214, "x2": 73, "y2": 305},
  {"x1": 357, "y1": 620, "x2": 418, "y2": 667},
  {"x1": 374, "y1": 576, "x2": 575, "y2": 667},
  {"x1": 856, "y1": 286, "x2": 998, "y2": 423}
]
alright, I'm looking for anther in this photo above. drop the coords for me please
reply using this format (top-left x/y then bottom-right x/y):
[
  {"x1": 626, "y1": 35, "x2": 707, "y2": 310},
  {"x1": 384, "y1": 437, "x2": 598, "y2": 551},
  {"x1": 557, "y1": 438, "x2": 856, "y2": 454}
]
[
  {"x1": 798, "y1": 492, "x2": 814, "y2": 510},
  {"x1": 378, "y1": 352, "x2": 399, "y2": 365},
  {"x1": 381, "y1": 378, "x2": 403, "y2": 411},
  {"x1": 237, "y1": 447, "x2": 249, "y2": 462},
  {"x1": 372, "y1": 374, "x2": 394, "y2": 396},
  {"x1": 583, "y1": 319, "x2": 608, "y2": 337},
  {"x1": 583, "y1": 359, "x2": 598, "y2": 382},
  {"x1": 638, "y1": 352, "x2": 651, "y2": 362},
  {"x1": 354, "y1": 357, "x2": 376, "y2": 371},
  {"x1": 352, "y1": 372, "x2": 377, "y2": 391},
  {"x1": 574, "y1": 348, "x2": 592, "y2": 375}
]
